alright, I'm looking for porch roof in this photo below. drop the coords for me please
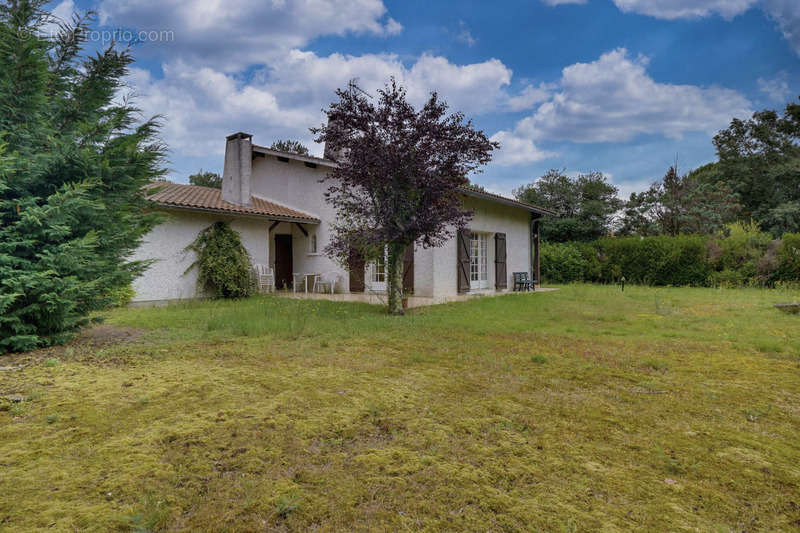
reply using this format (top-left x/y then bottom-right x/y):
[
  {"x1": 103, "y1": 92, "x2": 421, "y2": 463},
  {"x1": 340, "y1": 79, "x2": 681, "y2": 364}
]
[{"x1": 144, "y1": 182, "x2": 319, "y2": 223}]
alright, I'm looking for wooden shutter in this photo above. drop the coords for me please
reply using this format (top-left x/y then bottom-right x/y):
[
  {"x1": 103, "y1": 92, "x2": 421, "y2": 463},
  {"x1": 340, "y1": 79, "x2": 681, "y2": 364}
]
[
  {"x1": 495, "y1": 233, "x2": 507, "y2": 289},
  {"x1": 402, "y1": 244, "x2": 414, "y2": 293},
  {"x1": 348, "y1": 248, "x2": 365, "y2": 292},
  {"x1": 457, "y1": 229, "x2": 471, "y2": 293}
]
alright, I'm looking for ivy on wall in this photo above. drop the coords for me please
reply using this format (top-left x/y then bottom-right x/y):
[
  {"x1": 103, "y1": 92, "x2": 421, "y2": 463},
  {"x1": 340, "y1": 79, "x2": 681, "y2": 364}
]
[{"x1": 185, "y1": 222, "x2": 253, "y2": 298}]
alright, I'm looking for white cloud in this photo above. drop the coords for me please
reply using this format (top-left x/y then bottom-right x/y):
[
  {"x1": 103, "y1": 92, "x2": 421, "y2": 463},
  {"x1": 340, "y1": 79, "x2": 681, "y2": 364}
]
[
  {"x1": 40, "y1": 0, "x2": 75, "y2": 37},
  {"x1": 489, "y1": 130, "x2": 557, "y2": 166},
  {"x1": 611, "y1": 0, "x2": 757, "y2": 20},
  {"x1": 128, "y1": 51, "x2": 517, "y2": 159},
  {"x1": 758, "y1": 72, "x2": 792, "y2": 102},
  {"x1": 506, "y1": 82, "x2": 555, "y2": 111},
  {"x1": 602, "y1": 0, "x2": 799, "y2": 55},
  {"x1": 455, "y1": 20, "x2": 476, "y2": 46},
  {"x1": 516, "y1": 48, "x2": 751, "y2": 143},
  {"x1": 762, "y1": 0, "x2": 800, "y2": 55},
  {"x1": 98, "y1": 0, "x2": 403, "y2": 70}
]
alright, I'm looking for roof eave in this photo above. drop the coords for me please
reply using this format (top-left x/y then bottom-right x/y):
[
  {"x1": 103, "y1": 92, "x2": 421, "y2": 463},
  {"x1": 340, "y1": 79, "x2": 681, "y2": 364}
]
[
  {"x1": 459, "y1": 188, "x2": 557, "y2": 217},
  {"x1": 251, "y1": 145, "x2": 339, "y2": 169},
  {"x1": 155, "y1": 203, "x2": 320, "y2": 224}
]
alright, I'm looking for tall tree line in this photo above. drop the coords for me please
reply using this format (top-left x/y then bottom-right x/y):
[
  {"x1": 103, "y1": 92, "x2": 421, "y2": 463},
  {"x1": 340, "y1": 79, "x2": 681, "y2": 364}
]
[{"x1": 515, "y1": 98, "x2": 800, "y2": 241}]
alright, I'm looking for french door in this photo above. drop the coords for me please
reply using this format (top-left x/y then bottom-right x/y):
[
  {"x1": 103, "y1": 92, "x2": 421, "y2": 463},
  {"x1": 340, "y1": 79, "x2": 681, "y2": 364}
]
[
  {"x1": 470, "y1": 232, "x2": 489, "y2": 290},
  {"x1": 368, "y1": 250, "x2": 387, "y2": 292}
]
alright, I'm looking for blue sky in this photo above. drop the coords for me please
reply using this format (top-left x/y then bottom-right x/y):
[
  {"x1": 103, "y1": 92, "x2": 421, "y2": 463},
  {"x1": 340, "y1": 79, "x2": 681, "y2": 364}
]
[{"x1": 53, "y1": 0, "x2": 799, "y2": 198}]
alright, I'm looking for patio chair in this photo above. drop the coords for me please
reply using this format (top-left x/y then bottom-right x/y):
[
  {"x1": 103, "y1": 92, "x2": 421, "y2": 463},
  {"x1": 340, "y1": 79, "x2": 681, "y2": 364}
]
[
  {"x1": 313, "y1": 272, "x2": 338, "y2": 294},
  {"x1": 292, "y1": 272, "x2": 305, "y2": 294},
  {"x1": 512, "y1": 272, "x2": 535, "y2": 292},
  {"x1": 253, "y1": 264, "x2": 275, "y2": 293}
]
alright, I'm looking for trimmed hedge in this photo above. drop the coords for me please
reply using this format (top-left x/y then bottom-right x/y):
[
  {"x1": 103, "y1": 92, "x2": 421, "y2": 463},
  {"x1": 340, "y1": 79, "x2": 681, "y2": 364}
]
[{"x1": 540, "y1": 226, "x2": 800, "y2": 287}]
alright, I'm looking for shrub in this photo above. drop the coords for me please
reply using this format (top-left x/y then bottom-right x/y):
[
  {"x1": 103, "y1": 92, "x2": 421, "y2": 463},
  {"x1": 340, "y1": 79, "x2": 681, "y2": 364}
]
[
  {"x1": 777, "y1": 233, "x2": 800, "y2": 281},
  {"x1": 595, "y1": 235, "x2": 710, "y2": 286},
  {"x1": 540, "y1": 243, "x2": 586, "y2": 283},
  {"x1": 185, "y1": 222, "x2": 253, "y2": 299}
]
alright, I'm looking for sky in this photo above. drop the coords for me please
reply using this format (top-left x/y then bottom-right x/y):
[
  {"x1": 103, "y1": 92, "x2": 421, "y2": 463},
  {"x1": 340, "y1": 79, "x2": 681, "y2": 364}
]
[{"x1": 51, "y1": 0, "x2": 799, "y2": 198}]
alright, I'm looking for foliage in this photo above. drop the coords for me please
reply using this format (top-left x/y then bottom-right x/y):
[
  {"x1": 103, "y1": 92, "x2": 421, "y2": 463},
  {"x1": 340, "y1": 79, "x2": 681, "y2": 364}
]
[
  {"x1": 777, "y1": 233, "x2": 800, "y2": 281},
  {"x1": 3, "y1": 286, "x2": 800, "y2": 531},
  {"x1": 618, "y1": 164, "x2": 740, "y2": 237},
  {"x1": 712, "y1": 98, "x2": 800, "y2": 236},
  {"x1": 312, "y1": 79, "x2": 496, "y2": 314},
  {"x1": 540, "y1": 242, "x2": 587, "y2": 283},
  {"x1": 185, "y1": 222, "x2": 252, "y2": 299},
  {"x1": 270, "y1": 139, "x2": 310, "y2": 155},
  {"x1": 540, "y1": 224, "x2": 800, "y2": 287},
  {"x1": 514, "y1": 168, "x2": 621, "y2": 242},
  {"x1": 0, "y1": 1, "x2": 165, "y2": 353},
  {"x1": 596, "y1": 235, "x2": 711, "y2": 286},
  {"x1": 707, "y1": 221, "x2": 774, "y2": 285},
  {"x1": 188, "y1": 169, "x2": 222, "y2": 189}
]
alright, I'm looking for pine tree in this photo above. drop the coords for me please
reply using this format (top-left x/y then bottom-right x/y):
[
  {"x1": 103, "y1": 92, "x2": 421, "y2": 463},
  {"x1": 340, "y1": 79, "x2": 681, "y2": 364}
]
[{"x1": 0, "y1": 0, "x2": 165, "y2": 352}]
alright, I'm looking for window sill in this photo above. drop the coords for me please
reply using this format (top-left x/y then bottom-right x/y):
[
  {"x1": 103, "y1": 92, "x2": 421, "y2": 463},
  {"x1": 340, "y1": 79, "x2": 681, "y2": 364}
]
[{"x1": 307, "y1": 252, "x2": 322, "y2": 256}]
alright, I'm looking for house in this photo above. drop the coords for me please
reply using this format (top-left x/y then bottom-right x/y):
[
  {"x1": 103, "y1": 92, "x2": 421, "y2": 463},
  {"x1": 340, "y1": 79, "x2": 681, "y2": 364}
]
[{"x1": 130, "y1": 132, "x2": 554, "y2": 304}]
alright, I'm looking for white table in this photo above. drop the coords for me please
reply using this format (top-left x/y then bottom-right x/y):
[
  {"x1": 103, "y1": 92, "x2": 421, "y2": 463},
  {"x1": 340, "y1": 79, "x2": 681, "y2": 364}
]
[{"x1": 292, "y1": 272, "x2": 320, "y2": 293}]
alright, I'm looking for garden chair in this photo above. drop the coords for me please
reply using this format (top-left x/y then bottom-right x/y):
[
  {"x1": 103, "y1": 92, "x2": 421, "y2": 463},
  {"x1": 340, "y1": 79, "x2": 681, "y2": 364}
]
[
  {"x1": 253, "y1": 264, "x2": 274, "y2": 293},
  {"x1": 512, "y1": 272, "x2": 535, "y2": 292},
  {"x1": 313, "y1": 272, "x2": 338, "y2": 294}
]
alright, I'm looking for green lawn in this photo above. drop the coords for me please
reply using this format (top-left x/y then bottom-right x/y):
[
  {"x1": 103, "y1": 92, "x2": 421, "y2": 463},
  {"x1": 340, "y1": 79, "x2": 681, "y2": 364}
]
[{"x1": 2, "y1": 285, "x2": 799, "y2": 532}]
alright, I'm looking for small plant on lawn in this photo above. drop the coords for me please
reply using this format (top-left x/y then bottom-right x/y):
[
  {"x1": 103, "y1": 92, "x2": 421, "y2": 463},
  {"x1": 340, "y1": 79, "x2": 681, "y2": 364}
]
[
  {"x1": 530, "y1": 354, "x2": 548, "y2": 364},
  {"x1": 275, "y1": 494, "x2": 300, "y2": 519},
  {"x1": 186, "y1": 221, "x2": 252, "y2": 299}
]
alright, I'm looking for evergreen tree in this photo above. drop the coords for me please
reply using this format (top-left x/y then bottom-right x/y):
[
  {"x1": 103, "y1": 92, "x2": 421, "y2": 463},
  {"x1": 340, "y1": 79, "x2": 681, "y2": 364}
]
[
  {"x1": 189, "y1": 169, "x2": 222, "y2": 188},
  {"x1": 270, "y1": 139, "x2": 310, "y2": 155},
  {"x1": 618, "y1": 164, "x2": 740, "y2": 237},
  {"x1": 514, "y1": 169, "x2": 621, "y2": 242},
  {"x1": 713, "y1": 99, "x2": 800, "y2": 236},
  {"x1": 0, "y1": 0, "x2": 165, "y2": 352}
]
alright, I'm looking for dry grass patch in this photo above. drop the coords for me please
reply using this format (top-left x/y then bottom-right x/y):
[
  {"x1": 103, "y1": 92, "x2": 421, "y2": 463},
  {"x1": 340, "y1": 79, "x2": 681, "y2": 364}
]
[{"x1": 1, "y1": 285, "x2": 799, "y2": 531}]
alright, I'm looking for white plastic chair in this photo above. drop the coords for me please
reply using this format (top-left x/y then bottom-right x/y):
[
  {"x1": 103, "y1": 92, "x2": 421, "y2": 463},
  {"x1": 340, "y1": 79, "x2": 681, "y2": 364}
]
[
  {"x1": 292, "y1": 272, "x2": 306, "y2": 294},
  {"x1": 313, "y1": 272, "x2": 338, "y2": 294},
  {"x1": 253, "y1": 264, "x2": 274, "y2": 293}
]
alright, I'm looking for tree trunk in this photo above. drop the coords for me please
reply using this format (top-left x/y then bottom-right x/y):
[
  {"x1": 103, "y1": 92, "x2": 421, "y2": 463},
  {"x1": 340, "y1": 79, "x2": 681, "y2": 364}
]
[{"x1": 387, "y1": 242, "x2": 405, "y2": 315}]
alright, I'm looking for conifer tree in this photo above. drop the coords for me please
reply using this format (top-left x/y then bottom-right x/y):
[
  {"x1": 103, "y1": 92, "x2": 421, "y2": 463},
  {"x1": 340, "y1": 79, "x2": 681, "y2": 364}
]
[{"x1": 0, "y1": 0, "x2": 165, "y2": 352}]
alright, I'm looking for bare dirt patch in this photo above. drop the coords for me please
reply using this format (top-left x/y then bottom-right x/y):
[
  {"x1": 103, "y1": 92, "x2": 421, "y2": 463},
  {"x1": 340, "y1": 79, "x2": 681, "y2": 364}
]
[{"x1": 0, "y1": 324, "x2": 144, "y2": 368}]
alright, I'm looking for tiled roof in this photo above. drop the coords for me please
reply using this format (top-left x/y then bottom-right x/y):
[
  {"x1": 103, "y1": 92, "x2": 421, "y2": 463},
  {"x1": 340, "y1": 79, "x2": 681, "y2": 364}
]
[
  {"x1": 144, "y1": 182, "x2": 319, "y2": 222},
  {"x1": 458, "y1": 185, "x2": 557, "y2": 216}
]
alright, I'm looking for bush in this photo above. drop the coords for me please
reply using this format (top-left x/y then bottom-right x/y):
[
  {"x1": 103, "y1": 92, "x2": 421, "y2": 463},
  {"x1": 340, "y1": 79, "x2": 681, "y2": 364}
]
[
  {"x1": 777, "y1": 233, "x2": 800, "y2": 281},
  {"x1": 540, "y1": 243, "x2": 586, "y2": 283},
  {"x1": 595, "y1": 235, "x2": 711, "y2": 286},
  {"x1": 186, "y1": 222, "x2": 253, "y2": 298},
  {"x1": 539, "y1": 227, "x2": 798, "y2": 288}
]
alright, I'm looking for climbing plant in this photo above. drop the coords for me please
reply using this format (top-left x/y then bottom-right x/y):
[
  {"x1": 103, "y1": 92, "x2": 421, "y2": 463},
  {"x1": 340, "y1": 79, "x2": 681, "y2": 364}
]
[{"x1": 186, "y1": 222, "x2": 253, "y2": 298}]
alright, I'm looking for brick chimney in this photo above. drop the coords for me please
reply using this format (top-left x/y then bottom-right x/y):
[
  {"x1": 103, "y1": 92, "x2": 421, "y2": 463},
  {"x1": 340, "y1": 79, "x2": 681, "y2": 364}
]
[{"x1": 222, "y1": 132, "x2": 253, "y2": 207}]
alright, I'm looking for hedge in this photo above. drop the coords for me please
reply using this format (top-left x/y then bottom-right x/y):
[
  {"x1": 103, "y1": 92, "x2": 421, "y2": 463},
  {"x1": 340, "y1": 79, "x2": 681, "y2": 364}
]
[{"x1": 540, "y1": 226, "x2": 800, "y2": 287}]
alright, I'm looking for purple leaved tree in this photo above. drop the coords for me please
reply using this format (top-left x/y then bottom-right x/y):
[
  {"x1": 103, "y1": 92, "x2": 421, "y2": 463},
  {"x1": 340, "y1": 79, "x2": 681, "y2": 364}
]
[{"x1": 312, "y1": 79, "x2": 497, "y2": 315}]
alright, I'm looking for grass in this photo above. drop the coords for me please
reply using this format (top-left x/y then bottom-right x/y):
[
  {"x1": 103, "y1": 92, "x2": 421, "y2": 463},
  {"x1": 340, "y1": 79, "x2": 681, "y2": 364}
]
[{"x1": 1, "y1": 284, "x2": 799, "y2": 532}]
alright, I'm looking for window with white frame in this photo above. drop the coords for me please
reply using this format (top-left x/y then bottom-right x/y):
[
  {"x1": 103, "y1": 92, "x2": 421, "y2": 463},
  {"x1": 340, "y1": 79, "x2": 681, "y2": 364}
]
[
  {"x1": 470, "y1": 232, "x2": 489, "y2": 290},
  {"x1": 309, "y1": 233, "x2": 318, "y2": 254},
  {"x1": 368, "y1": 247, "x2": 387, "y2": 292}
]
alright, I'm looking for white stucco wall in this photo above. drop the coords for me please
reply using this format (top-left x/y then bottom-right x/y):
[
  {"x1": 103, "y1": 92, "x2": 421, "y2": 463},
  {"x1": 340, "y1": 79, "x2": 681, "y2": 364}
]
[
  {"x1": 431, "y1": 196, "x2": 531, "y2": 298},
  {"x1": 250, "y1": 157, "x2": 349, "y2": 291},
  {"x1": 130, "y1": 210, "x2": 269, "y2": 302}
]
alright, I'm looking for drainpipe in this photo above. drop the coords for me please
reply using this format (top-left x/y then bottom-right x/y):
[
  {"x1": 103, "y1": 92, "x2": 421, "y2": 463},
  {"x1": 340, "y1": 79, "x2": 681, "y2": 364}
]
[{"x1": 530, "y1": 214, "x2": 541, "y2": 286}]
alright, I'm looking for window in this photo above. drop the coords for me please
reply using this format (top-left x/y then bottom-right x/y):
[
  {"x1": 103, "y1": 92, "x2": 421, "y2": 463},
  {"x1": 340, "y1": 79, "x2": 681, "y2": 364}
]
[
  {"x1": 309, "y1": 233, "x2": 318, "y2": 254},
  {"x1": 470, "y1": 233, "x2": 489, "y2": 290},
  {"x1": 368, "y1": 247, "x2": 387, "y2": 292}
]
